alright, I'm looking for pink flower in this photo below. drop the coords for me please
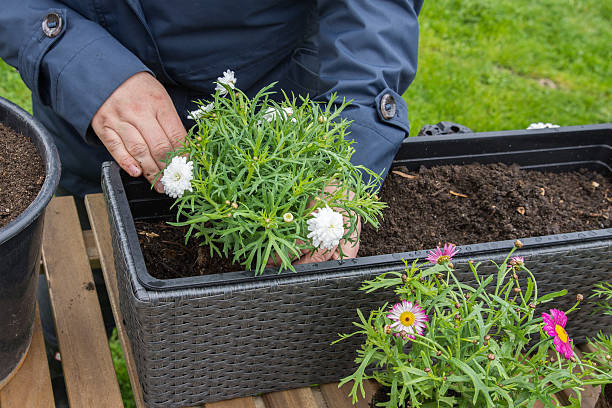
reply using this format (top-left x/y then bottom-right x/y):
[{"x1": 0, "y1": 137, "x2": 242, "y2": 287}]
[
  {"x1": 508, "y1": 256, "x2": 525, "y2": 268},
  {"x1": 386, "y1": 300, "x2": 428, "y2": 340},
  {"x1": 426, "y1": 243, "x2": 458, "y2": 265},
  {"x1": 542, "y1": 309, "x2": 573, "y2": 359}
]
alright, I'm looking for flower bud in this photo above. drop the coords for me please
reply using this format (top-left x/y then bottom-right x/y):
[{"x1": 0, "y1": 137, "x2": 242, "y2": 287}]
[
  {"x1": 487, "y1": 353, "x2": 495, "y2": 361},
  {"x1": 472, "y1": 339, "x2": 478, "y2": 345},
  {"x1": 231, "y1": 202, "x2": 238, "y2": 209},
  {"x1": 437, "y1": 351, "x2": 442, "y2": 356},
  {"x1": 576, "y1": 293, "x2": 584, "y2": 302},
  {"x1": 196, "y1": 136, "x2": 202, "y2": 141},
  {"x1": 227, "y1": 212, "x2": 232, "y2": 218},
  {"x1": 514, "y1": 239, "x2": 523, "y2": 248},
  {"x1": 454, "y1": 314, "x2": 461, "y2": 321},
  {"x1": 424, "y1": 368, "x2": 431, "y2": 373},
  {"x1": 513, "y1": 287, "x2": 521, "y2": 293},
  {"x1": 529, "y1": 303, "x2": 536, "y2": 309},
  {"x1": 225, "y1": 200, "x2": 231, "y2": 205},
  {"x1": 253, "y1": 156, "x2": 258, "y2": 161},
  {"x1": 401, "y1": 274, "x2": 407, "y2": 283},
  {"x1": 455, "y1": 302, "x2": 460, "y2": 309},
  {"x1": 465, "y1": 293, "x2": 471, "y2": 300},
  {"x1": 605, "y1": 354, "x2": 611, "y2": 361},
  {"x1": 384, "y1": 325, "x2": 392, "y2": 335},
  {"x1": 513, "y1": 273, "x2": 518, "y2": 280}
]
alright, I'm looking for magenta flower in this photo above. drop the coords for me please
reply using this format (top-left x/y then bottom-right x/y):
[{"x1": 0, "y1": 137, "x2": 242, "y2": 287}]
[
  {"x1": 426, "y1": 243, "x2": 458, "y2": 264},
  {"x1": 542, "y1": 309, "x2": 573, "y2": 359},
  {"x1": 387, "y1": 300, "x2": 428, "y2": 339}
]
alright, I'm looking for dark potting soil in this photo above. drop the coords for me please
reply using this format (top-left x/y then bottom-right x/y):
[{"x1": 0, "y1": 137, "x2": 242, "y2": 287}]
[
  {"x1": 0, "y1": 123, "x2": 44, "y2": 229},
  {"x1": 360, "y1": 163, "x2": 611, "y2": 256},
  {"x1": 138, "y1": 163, "x2": 611, "y2": 279}
]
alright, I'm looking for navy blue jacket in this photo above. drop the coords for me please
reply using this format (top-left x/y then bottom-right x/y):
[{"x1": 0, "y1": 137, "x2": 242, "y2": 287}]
[{"x1": 0, "y1": 0, "x2": 423, "y2": 196}]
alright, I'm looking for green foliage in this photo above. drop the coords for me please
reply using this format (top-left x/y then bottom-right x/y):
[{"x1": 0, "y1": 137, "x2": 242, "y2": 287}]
[
  {"x1": 590, "y1": 282, "x2": 612, "y2": 316},
  {"x1": 337, "y1": 249, "x2": 611, "y2": 407},
  {"x1": 164, "y1": 83, "x2": 385, "y2": 274},
  {"x1": 405, "y1": 0, "x2": 611, "y2": 134}
]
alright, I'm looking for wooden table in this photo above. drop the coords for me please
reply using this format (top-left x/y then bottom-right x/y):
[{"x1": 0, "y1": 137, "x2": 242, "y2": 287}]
[{"x1": 0, "y1": 195, "x2": 602, "y2": 407}]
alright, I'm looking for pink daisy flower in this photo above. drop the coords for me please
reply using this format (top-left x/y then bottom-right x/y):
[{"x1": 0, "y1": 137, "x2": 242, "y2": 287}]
[
  {"x1": 386, "y1": 300, "x2": 428, "y2": 339},
  {"x1": 542, "y1": 309, "x2": 573, "y2": 359},
  {"x1": 507, "y1": 256, "x2": 525, "y2": 268},
  {"x1": 426, "y1": 243, "x2": 458, "y2": 264}
]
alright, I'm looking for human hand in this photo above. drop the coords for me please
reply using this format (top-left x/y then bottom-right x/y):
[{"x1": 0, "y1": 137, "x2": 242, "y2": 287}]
[
  {"x1": 294, "y1": 185, "x2": 361, "y2": 265},
  {"x1": 91, "y1": 72, "x2": 187, "y2": 192}
]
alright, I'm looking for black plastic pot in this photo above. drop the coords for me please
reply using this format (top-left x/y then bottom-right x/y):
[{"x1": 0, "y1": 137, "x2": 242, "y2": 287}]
[
  {"x1": 0, "y1": 97, "x2": 60, "y2": 385},
  {"x1": 103, "y1": 124, "x2": 611, "y2": 407}
]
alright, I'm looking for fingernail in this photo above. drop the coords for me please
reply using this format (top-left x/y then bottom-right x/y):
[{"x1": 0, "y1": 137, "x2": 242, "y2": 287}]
[
  {"x1": 129, "y1": 165, "x2": 141, "y2": 177},
  {"x1": 155, "y1": 182, "x2": 164, "y2": 194}
]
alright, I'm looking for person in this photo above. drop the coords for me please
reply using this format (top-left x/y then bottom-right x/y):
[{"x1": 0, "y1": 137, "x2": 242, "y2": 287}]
[{"x1": 0, "y1": 1, "x2": 423, "y2": 398}]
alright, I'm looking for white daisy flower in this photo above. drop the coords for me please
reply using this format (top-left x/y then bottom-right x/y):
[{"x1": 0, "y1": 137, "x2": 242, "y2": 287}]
[
  {"x1": 262, "y1": 106, "x2": 296, "y2": 123},
  {"x1": 283, "y1": 212, "x2": 294, "y2": 223},
  {"x1": 306, "y1": 205, "x2": 344, "y2": 250},
  {"x1": 386, "y1": 300, "x2": 428, "y2": 340},
  {"x1": 215, "y1": 69, "x2": 237, "y2": 96},
  {"x1": 161, "y1": 156, "x2": 194, "y2": 198},
  {"x1": 527, "y1": 122, "x2": 560, "y2": 129},
  {"x1": 187, "y1": 103, "x2": 214, "y2": 120}
]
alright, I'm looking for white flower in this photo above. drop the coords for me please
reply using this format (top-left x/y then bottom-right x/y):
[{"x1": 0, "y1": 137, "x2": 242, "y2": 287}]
[
  {"x1": 283, "y1": 212, "x2": 294, "y2": 223},
  {"x1": 527, "y1": 122, "x2": 560, "y2": 129},
  {"x1": 262, "y1": 106, "x2": 296, "y2": 123},
  {"x1": 306, "y1": 205, "x2": 344, "y2": 250},
  {"x1": 161, "y1": 156, "x2": 194, "y2": 198},
  {"x1": 187, "y1": 103, "x2": 214, "y2": 120},
  {"x1": 215, "y1": 70, "x2": 237, "y2": 96}
]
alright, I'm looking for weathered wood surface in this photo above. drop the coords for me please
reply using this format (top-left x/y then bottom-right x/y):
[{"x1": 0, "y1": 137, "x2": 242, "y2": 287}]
[
  {"x1": 85, "y1": 194, "x2": 146, "y2": 408},
  {"x1": 42, "y1": 196, "x2": 123, "y2": 407}
]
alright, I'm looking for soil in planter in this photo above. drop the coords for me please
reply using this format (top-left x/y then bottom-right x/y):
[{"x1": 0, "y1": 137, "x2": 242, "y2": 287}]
[
  {"x1": 137, "y1": 163, "x2": 611, "y2": 279},
  {"x1": 0, "y1": 123, "x2": 44, "y2": 229},
  {"x1": 360, "y1": 163, "x2": 611, "y2": 256}
]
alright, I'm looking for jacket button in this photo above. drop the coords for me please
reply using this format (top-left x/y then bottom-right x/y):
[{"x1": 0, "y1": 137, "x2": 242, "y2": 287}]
[
  {"x1": 380, "y1": 93, "x2": 396, "y2": 120},
  {"x1": 42, "y1": 13, "x2": 63, "y2": 38}
]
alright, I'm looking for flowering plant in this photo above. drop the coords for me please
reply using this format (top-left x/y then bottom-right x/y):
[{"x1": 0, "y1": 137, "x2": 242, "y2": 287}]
[
  {"x1": 336, "y1": 242, "x2": 611, "y2": 407},
  {"x1": 584, "y1": 282, "x2": 612, "y2": 386},
  {"x1": 158, "y1": 71, "x2": 384, "y2": 274}
]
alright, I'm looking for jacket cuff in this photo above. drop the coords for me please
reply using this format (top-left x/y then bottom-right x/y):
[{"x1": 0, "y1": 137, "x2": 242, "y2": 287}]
[
  {"x1": 342, "y1": 89, "x2": 410, "y2": 183},
  {"x1": 18, "y1": 8, "x2": 152, "y2": 141}
]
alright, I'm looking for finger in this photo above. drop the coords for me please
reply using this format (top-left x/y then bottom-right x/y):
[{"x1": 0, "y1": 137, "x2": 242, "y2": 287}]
[
  {"x1": 157, "y1": 101, "x2": 187, "y2": 150},
  {"x1": 135, "y1": 119, "x2": 174, "y2": 170},
  {"x1": 117, "y1": 122, "x2": 164, "y2": 193},
  {"x1": 293, "y1": 247, "x2": 335, "y2": 265},
  {"x1": 97, "y1": 126, "x2": 142, "y2": 178}
]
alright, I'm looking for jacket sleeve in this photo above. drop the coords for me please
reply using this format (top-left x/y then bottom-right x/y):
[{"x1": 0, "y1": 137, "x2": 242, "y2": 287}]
[
  {"x1": 316, "y1": 0, "x2": 424, "y2": 181},
  {"x1": 0, "y1": 1, "x2": 152, "y2": 142}
]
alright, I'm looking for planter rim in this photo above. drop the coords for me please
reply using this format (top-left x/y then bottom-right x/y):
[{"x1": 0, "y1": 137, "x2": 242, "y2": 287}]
[
  {"x1": 103, "y1": 123, "x2": 612, "y2": 293},
  {"x1": 0, "y1": 97, "x2": 60, "y2": 245}
]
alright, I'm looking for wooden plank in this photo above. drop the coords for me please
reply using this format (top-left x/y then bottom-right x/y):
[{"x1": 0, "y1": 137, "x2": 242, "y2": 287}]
[
  {"x1": 205, "y1": 397, "x2": 257, "y2": 408},
  {"x1": 320, "y1": 381, "x2": 378, "y2": 408},
  {"x1": 0, "y1": 304, "x2": 54, "y2": 408},
  {"x1": 85, "y1": 194, "x2": 145, "y2": 408},
  {"x1": 262, "y1": 387, "x2": 319, "y2": 408},
  {"x1": 41, "y1": 196, "x2": 123, "y2": 408},
  {"x1": 82, "y1": 229, "x2": 101, "y2": 269}
]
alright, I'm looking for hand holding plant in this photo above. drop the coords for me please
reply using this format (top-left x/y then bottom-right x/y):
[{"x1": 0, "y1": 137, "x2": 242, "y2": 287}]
[{"x1": 158, "y1": 71, "x2": 385, "y2": 274}]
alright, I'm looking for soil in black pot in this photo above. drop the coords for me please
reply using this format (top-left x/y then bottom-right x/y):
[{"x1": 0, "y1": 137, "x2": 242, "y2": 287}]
[
  {"x1": 0, "y1": 122, "x2": 44, "y2": 229},
  {"x1": 137, "y1": 163, "x2": 611, "y2": 279}
]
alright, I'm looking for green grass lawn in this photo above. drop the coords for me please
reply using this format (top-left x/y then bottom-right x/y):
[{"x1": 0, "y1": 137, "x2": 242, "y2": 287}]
[{"x1": 0, "y1": 0, "x2": 610, "y2": 405}]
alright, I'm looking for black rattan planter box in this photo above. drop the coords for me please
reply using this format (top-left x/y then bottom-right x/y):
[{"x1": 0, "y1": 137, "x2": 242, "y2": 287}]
[{"x1": 102, "y1": 124, "x2": 612, "y2": 408}]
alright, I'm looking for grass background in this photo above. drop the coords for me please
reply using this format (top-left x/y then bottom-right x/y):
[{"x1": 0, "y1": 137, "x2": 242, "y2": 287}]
[{"x1": 0, "y1": 0, "x2": 610, "y2": 405}]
